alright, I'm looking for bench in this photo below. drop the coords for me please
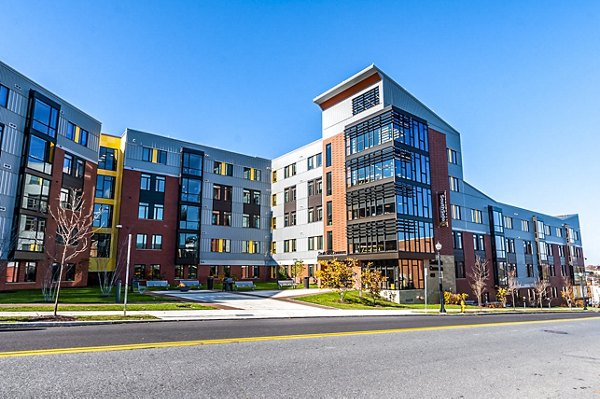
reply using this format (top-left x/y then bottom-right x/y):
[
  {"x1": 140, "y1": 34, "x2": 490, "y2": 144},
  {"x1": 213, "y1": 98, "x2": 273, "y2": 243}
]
[
  {"x1": 277, "y1": 279, "x2": 295, "y2": 289},
  {"x1": 178, "y1": 280, "x2": 202, "y2": 289},
  {"x1": 145, "y1": 280, "x2": 169, "y2": 289},
  {"x1": 234, "y1": 281, "x2": 255, "y2": 291}
]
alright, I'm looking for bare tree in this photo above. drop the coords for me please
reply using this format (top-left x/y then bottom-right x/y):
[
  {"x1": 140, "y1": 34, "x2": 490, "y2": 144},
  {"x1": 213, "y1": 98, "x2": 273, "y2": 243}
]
[
  {"x1": 507, "y1": 268, "x2": 521, "y2": 307},
  {"x1": 561, "y1": 275, "x2": 575, "y2": 310},
  {"x1": 96, "y1": 235, "x2": 128, "y2": 296},
  {"x1": 468, "y1": 256, "x2": 489, "y2": 307},
  {"x1": 47, "y1": 189, "x2": 93, "y2": 316},
  {"x1": 534, "y1": 265, "x2": 550, "y2": 309}
]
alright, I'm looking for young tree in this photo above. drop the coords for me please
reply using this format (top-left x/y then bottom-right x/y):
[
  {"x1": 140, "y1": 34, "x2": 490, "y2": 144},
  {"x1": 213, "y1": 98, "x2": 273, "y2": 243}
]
[
  {"x1": 290, "y1": 259, "x2": 305, "y2": 288},
  {"x1": 361, "y1": 267, "x2": 387, "y2": 305},
  {"x1": 561, "y1": 275, "x2": 575, "y2": 310},
  {"x1": 96, "y1": 235, "x2": 128, "y2": 296},
  {"x1": 316, "y1": 258, "x2": 355, "y2": 303},
  {"x1": 468, "y1": 256, "x2": 490, "y2": 307},
  {"x1": 534, "y1": 265, "x2": 550, "y2": 309},
  {"x1": 496, "y1": 287, "x2": 508, "y2": 307},
  {"x1": 47, "y1": 189, "x2": 93, "y2": 317},
  {"x1": 506, "y1": 268, "x2": 521, "y2": 307}
]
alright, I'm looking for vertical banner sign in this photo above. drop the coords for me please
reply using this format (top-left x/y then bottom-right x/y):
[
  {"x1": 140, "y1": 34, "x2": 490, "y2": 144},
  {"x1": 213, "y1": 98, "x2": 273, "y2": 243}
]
[{"x1": 438, "y1": 191, "x2": 448, "y2": 227}]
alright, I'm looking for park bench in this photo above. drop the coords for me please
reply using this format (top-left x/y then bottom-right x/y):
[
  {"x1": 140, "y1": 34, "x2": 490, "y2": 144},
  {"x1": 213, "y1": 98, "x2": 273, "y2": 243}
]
[
  {"x1": 234, "y1": 281, "x2": 255, "y2": 291},
  {"x1": 178, "y1": 280, "x2": 202, "y2": 289},
  {"x1": 277, "y1": 279, "x2": 294, "y2": 289},
  {"x1": 145, "y1": 280, "x2": 169, "y2": 289}
]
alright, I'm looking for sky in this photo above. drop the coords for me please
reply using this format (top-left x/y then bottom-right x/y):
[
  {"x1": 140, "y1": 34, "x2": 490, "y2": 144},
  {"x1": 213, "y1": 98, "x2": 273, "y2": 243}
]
[{"x1": 1, "y1": 0, "x2": 599, "y2": 263}]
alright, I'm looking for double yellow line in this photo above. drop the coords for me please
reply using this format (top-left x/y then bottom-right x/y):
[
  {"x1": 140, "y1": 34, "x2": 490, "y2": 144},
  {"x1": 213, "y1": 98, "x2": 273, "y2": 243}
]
[{"x1": 1, "y1": 316, "x2": 598, "y2": 359}]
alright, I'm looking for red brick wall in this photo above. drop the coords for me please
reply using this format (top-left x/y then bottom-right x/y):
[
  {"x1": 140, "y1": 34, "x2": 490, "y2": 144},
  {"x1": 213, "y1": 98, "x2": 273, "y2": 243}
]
[
  {"x1": 428, "y1": 128, "x2": 453, "y2": 256},
  {"x1": 323, "y1": 132, "x2": 347, "y2": 252}
]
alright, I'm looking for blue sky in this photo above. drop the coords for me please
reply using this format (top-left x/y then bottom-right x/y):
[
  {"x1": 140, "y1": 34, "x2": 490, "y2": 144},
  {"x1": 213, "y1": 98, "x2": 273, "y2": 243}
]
[{"x1": 2, "y1": 0, "x2": 599, "y2": 263}]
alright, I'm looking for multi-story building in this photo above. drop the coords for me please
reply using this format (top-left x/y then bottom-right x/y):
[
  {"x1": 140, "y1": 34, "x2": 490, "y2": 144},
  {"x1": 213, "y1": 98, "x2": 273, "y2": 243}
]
[
  {"x1": 0, "y1": 60, "x2": 586, "y2": 306},
  {"x1": 0, "y1": 60, "x2": 101, "y2": 290},
  {"x1": 271, "y1": 139, "x2": 324, "y2": 279}
]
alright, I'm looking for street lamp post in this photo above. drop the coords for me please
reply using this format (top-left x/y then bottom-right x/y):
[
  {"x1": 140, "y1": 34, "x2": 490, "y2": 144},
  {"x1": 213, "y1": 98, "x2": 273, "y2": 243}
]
[
  {"x1": 117, "y1": 225, "x2": 132, "y2": 317},
  {"x1": 435, "y1": 241, "x2": 446, "y2": 314},
  {"x1": 579, "y1": 265, "x2": 588, "y2": 311},
  {"x1": 424, "y1": 262, "x2": 428, "y2": 311}
]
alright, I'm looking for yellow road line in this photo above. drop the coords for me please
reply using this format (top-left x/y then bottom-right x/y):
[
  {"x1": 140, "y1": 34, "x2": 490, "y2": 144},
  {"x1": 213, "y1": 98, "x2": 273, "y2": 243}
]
[{"x1": 1, "y1": 316, "x2": 598, "y2": 359}]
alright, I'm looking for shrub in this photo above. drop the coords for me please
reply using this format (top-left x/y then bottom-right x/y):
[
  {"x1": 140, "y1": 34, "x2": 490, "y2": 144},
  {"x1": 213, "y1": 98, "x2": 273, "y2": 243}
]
[{"x1": 444, "y1": 291, "x2": 468, "y2": 305}]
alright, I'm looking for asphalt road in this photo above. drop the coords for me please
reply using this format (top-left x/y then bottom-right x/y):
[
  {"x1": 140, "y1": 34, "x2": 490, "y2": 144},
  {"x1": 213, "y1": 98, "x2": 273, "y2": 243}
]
[{"x1": 0, "y1": 313, "x2": 598, "y2": 398}]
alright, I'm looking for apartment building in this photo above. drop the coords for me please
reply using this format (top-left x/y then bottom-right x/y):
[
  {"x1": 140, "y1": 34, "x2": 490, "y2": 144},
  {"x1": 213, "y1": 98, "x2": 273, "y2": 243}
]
[
  {"x1": 0, "y1": 61, "x2": 101, "y2": 290},
  {"x1": 0, "y1": 60, "x2": 586, "y2": 304}
]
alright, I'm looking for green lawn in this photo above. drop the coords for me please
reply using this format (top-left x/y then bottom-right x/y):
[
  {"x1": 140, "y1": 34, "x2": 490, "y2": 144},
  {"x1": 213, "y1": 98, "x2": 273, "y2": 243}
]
[
  {"x1": 0, "y1": 287, "x2": 180, "y2": 304},
  {"x1": 0, "y1": 302, "x2": 214, "y2": 312},
  {"x1": 0, "y1": 315, "x2": 157, "y2": 323},
  {"x1": 295, "y1": 290, "x2": 435, "y2": 310}
]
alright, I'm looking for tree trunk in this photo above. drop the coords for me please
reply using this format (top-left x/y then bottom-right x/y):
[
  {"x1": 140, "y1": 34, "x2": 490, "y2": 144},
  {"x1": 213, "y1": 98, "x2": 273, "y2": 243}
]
[{"x1": 53, "y1": 263, "x2": 65, "y2": 317}]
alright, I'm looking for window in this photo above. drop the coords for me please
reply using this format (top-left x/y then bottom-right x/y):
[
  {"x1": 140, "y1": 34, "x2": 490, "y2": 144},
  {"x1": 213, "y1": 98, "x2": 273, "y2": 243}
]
[
  {"x1": 67, "y1": 122, "x2": 76, "y2": 141},
  {"x1": 325, "y1": 144, "x2": 332, "y2": 167},
  {"x1": 449, "y1": 176, "x2": 460, "y2": 192},
  {"x1": 526, "y1": 264, "x2": 534, "y2": 278},
  {"x1": 0, "y1": 84, "x2": 8, "y2": 108},
  {"x1": 151, "y1": 264, "x2": 161, "y2": 280},
  {"x1": 95, "y1": 175, "x2": 115, "y2": 199},
  {"x1": 506, "y1": 238, "x2": 515, "y2": 253},
  {"x1": 253, "y1": 191, "x2": 260, "y2": 205},
  {"x1": 326, "y1": 172, "x2": 332, "y2": 196},
  {"x1": 182, "y1": 152, "x2": 203, "y2": 176},
  {"x1": 178, "y1": 233, "x2": 199, "y2": 259},
  {"x1": 308, "y1": 236, "x2": 323, "y2": 251},
  {"x1": 181, "y1": 178, "x2": 202, "y2": 202},
  {"x1": 93, "y1": 204, "x2": 113, "y2": 228},
  {"x1": 271, "y1": 194, "x2": 277, "y2": 206},
  {"x1": 243, "y1": 214, "x2": 250, "y2": 228},
  {"x1": 136, "y1": 234, "x2": 147, "y2": 249},
  {"x1": 523, "y1": 240, "x2": 533, "y2": 255},
  {"x1": 140, "y1": 174, "x2": 151, "y2": 190},
  {"x1": 27, "y1": 135, "x2": 53, "y2": 174},
  {"x1": 316, "y1": 206, "x2": 323, "y2": 222},
  {"x1": 155, "y1": 176, "x2": 165, "y2": 192},
  {"x1": 241, "y1": 241, "x2": 261, "y2": 254},
  {"x1": 210, "y1": 239, "x2": 231, "y2": 253},
  {"x1": 24, "y1": 262, "x2": 37, "y2": 282},
  {"x1": 271, "y1": 241, "x2": 276, "y2": 254},
  {"x1": 0, "y1": 124, "x2": 3, "y2": 156},
  {"x1": 471, "y1": 209, "x2": 483, "y2": 224},
  {"x1": 179, "y1": 205, "x2": 200, "y2": 229},
  {"x1": 307, "y1": 153, "x2": 322, "y2": 170},
  {"x1": 99, "y1": 147, "x2": 117, "y2": 171},
  {"x1": 213, "y1": 161, "x2": 233, "y2": 176},
  {"x1": 447, "y1": 148, "x2": 458, "y2": 164},
  {"x1": 504, "y1": 216, "x2": 513, "y2": 229},
  {"x1": 17, "y1": 215, "x2": 45, "y2": 252},
  {"x1": 21, "y1": 174, "x2": 50, "y2": 213},
  {"x1": 271, "y1": 217, "x2": 276, "y2": 229},
  {"x1": 556, "y1": 227, "x2": 563, "y2": 238},
  {"x1": 272, "y1": 170, "x2": 277, "y2": 183},
  {"x1": 308, "y1": 208, "x2": 315, "y2": 223},
  {"x1": 283, "y1": 239, "x2": 296, "y2": 253},
  {"x1": 326, "y1": 231, "x2": 333, "y2": 251},
  {"x1": 157, "y1": 150, "x2": 167, "y2": 164},
  {"x1": 134, "y1": 265, "x2": 145, "y2": 279},
  {"x1": 138, "y1": 202, "x2": 149, "y2": 219},
  {"x1": 451, "y1": 204, "x2": 461, "y2": 220},
  {"x1": 243, "y1": 167, "x2": 261, "y2": 181},
  {"x1": 153, "y1": 204, "x2": 164, "y2": 220},
  {"x1": 31, "y1": 97, "x2": 59, "y2": 138},
  {"x1": 90, "y1": 234, "x2": 111, "y2": 257},
  {"x1": 522, "y1": 220, "x2": 529, "y2": 232},
  {"x1": 284, "y1": 163, "x2": 296, "y2": 178},
  {"x1": 243, "y1": 189, "x2": 251, "y2": 204},
  {"x1": 473, "y1": 234, "x2": 485, "y2": 251},
  {"x1": 452, "y1": 231, "x2": 463, "y2": 249},
  {"x1": 352, "y1": 86, "x2": 379, "y2": 115},
  {"x1": 63, "y1": 154, "x2": 73, "y2": 174},
  {"x1": 78, "y1": 129, "x2": 88, "y2": 147},
  {"x1": 326, "y1": 201, "x2": 332, "y2": 226},
  {"x1": 284, "y1": 186, "x2": 296, "y2": 203},
  {"x1": 151, "y1": 235, "x2": 162, "y2": 250},
  {"x1": 142, "y1": 147, "x2": 152, "y2": 162},
  {"x1": 455, "y1": 261, "x2": 465, "y2": 279},
  {"x1": 544, "y1": 224, "x2": 551, "y2": 236},
  {"x1": 75, "y1": 159, "x2": 85, "y2": 178}
]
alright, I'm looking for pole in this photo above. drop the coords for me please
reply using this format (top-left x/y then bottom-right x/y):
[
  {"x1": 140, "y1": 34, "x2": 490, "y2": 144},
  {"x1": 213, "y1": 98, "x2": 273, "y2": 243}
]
[
  {"x1": 424, "y1": 264, "x2": 428, "y2": 311},
  {"x1": 580, "y1": 266, "x2": 587, "y2": 311},
  {"x1": 437, "y1": 248, "x2": 446, "y2": 313},
  {"x1": 123, "y1": 233, "x2": 132, "y2": 317}
]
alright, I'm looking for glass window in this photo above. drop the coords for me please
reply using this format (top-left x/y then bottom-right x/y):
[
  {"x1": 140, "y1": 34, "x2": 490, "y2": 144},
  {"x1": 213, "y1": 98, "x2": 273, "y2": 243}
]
[
  {"x1": 451, "y1": 205, "x2": 461, "y2": 220},
  {"x1": 95, "y1": 175, "x2": 115, "y2": 199},
  {"x1": 151, "y1": 264, "x2": 161, "y2": 279},
  {"x1": 325, "y1": 144, "x2": 332, "y2": 167},
  {"x1": 90, "y1": 234, "x2": 111, "y2": 257},
  {"x1": 326, "y1": 201, "x2": 332, "y2": 226},
  {"x1": 182, "y1": 153, "x2": 203, "y2": 176},
  {"x1": 75, "y1": 159, "x2": 85, "y2": 178},
  {"x1": 326, "y1": 172, "x2": 332, "y2": 196},
  {"x1": 243, "y1": 189, "x2": 251, "y2": 204},
  {"x1": 155, "y1": 176, "x2": 165, "y2": 192},
  {"x1": 449, "y1": 177, "x2": 460, "y2": 192},
  {"x1": 178, "y1": 233, "x2": 199, "y2": 259},
  {"x1": 0, "y1": 84, "x2": 8, "y2": 108},
  {"x1": 31, "y1": 98, "x2": 59, "y2": 138},
  {"x1": 210, "y1": 238, "x2": 230, "y2": 253},
  {"x1": 352, "y1": 87, "x2": 380, "y2": 115},
  {"x1": 142, "y1": 147, "x2": 152, "y2": 162},
  {"x1": 27, "y1": 135, "x2": 53, "y2": 174},
  {"x1": 24, "y1": 262, "x2": 37, "y2": 282},
  {"x1": 453, "y1": 231, "x2": 463, "y2": 249},
  {"x1": 93, "y1": 204, "x2": 113, "y2": 228},
  {"x1": 140, "y1": 174, "x2": 151, "y2": 190},
  {"x1": 504, "y1": 216, "x2": 513, "y2": 229},
  {"x1": 98, "y1": 147, "x2": 117, "y2": 171},
  {"x1": 153, "y1": 204, "x2": 164, "y2": 220},
  {"x1": 63, "y1": 153, "x2": 73, "y2": 174},
  {"x1": 138, "y1": 202, "x2": 149, "y2": 219},
  {"x1": 21, "y1": 174, "x2": 50, "y2": 213},
  {"x1": 60, "y1": 188, "x2": 72, "y2": 209},
  {"x1": 78, "y1": 129, "x2": 88, "y2": 147},
  {"x1": 157, "y1": 150, "x2": 167, "y2": 165},
  {"x1": 253, "y1": 191, "x2": 260, "y2": 205},
  {"x1": 181, "y1": 178, "x2": 202, "y2": 202},
  {"x1": 66, "y1": 122, "x2": 76, "y2": 140},
  {"x1": 179, "y1": 205, "x2": 200, "y2": 230},
  {"x1": 136, "y1": 234, "x2": 147, "y2": 249}
]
